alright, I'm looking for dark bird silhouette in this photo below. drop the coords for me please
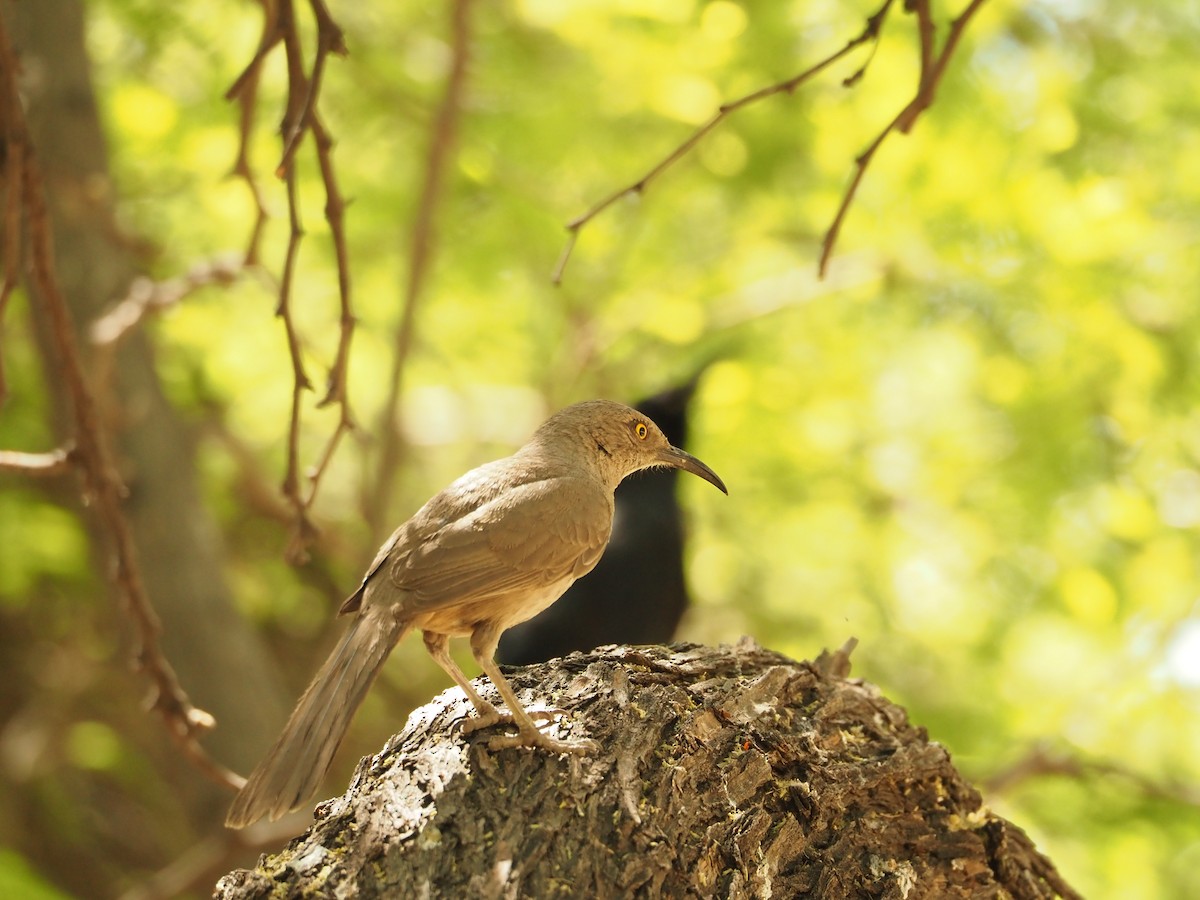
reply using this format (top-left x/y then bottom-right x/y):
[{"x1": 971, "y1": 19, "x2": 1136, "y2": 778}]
[{"x1": 497, "y1": 380, "x2": 702, "y2": 665}]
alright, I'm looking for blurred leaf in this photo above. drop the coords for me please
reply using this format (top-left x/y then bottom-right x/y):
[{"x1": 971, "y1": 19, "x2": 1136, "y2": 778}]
[{"x1": 0, "y1": 849, "x2": 74, "y2": 900}]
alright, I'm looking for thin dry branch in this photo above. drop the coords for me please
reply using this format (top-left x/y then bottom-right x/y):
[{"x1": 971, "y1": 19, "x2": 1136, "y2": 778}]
[
  {"x1": 201, "y1": 414, "x2": 354, "y2": 600},
  {"x1": 84, "y1": 255, "x2": 263, "y2": 481},
  {"x1": 0, "y1": 444, "x2": 75, "y2": 476},
  {"x1": 225, "y1": 0, "x2": 279, "y2": 265},
  {"x1": 89, "y1": 255, "x2": 245, "y2": 347},
  {"x1": 228, "y1": 0, "x2": 356, "y2": 563},
  {"x1": 277, "y1": 0, "x2": 347, "y2": 176},
  {"x1": 277, "y1": 164, "x2": 318, "y2": 561},
  {"x1": 298, "y1": 109, "x2": 356, "y2": 529},
  {"x1": 367, "y1": 0, "x2": 473, "y2": 541},
  {"x1": 818, "y1": 0, "x2": 988, "y2": 276},
  {"x1": 310, "y1": 111, "x2": 354, "y2": 413},
  {"x1": 914, "y1": 0, "x2": 936, "y2": 86},
  {"x1": 0, "y1": 16, "x2": 241, "y2": 792},
  {"x1": 983, "y1": 741, "x2": 1200, "y2": 811},
  {"x1": 841, "y1": 0, "x2": 896, "y2": 88},
  {"x1": 552, "y1": 0, "x2": 896, "y2": 285},
  {"x1": 554, "y1": 0, "x2": 989, "y2": 283}
]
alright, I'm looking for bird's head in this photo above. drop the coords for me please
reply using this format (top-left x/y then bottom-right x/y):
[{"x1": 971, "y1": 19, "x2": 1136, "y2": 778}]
[{"x1": 531, "y1": 399, "x2": 727, "y2": 495}]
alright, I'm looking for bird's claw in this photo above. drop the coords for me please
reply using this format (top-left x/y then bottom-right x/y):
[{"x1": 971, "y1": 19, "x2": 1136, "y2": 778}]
[
  {"x1": 451, "y1": 699, "x2": 502, "y2": 735},
  {"x1": 455, "y1": 705, "x2": 595, "y2": 754},
  {"x1": 456, "y1": 705, "x2": 564, "y2": 736},
  {"x1": 486, "y1": 728, "x2": 599, "y2": 755}
]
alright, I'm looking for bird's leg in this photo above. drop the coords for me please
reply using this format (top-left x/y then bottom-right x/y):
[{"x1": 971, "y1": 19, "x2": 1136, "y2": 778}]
[
  {"x1": 423, "y1": 630, "x2": 559, "y2": 733},
  {"x1": 467, "y1": 623, "x2": 599, "y2": 754},
  {"x1": 423, "y1": 631, "x2": 503, "y2": 721}
]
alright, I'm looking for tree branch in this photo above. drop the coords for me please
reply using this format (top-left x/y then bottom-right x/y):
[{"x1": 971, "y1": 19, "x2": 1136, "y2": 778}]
[
  {"x1": 277, "y1": 0, "x2": 347, "y2": 176},
  {"x1": 0, "y1": 444, "x2": 75, "y2": 476},
  {"x1": 278, "y1": 163, "x2": 317, "y2": 561},
  {"x1": 227, "y1": 0, "x2": 357, "y2": 564},
  {"x1": 224, "y1": 0, "x2": 279, "y2": 266},
  {"x1": 818, "y1": 0, "x2": 988, "y2": 276},
  {"x1": 552, "y1": 0, "x2": 895, "y2": 285},
  {"x1": 983, "y1": 741, "x2": 1200, "y2": 810},
  {"x1": 554, "y1": 0, "x2": 989, "y2": 283},
  {"x1": 301, "y1": 109, "x2": 356, "y2": 526},
  {"x1": 89, "y1": 255, "x2": 245, "y2": 347},
  {"x1": 0, "y1": 13, "x2": 241, "y2": 792}
]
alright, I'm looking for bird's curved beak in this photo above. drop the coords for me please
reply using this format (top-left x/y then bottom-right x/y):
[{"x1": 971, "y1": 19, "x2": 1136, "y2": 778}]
[{"x1": 656, "y1": 445, "x2": 728, "y2": 494}]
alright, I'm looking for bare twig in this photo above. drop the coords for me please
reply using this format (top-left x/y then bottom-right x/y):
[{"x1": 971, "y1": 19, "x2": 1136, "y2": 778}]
[
  {"x1": 299, "y1": 109, "x2": 356, "y2": 528},
  {"x1": 230, "y1": 0, "x2": 316, "y2": 562},
  {"x1": 0, "y1": 444, "x2": 75, "y2": 476},
  {"x1": 228, "y1": 0, "x2": 356, "y2": 563},
  {"x1": 310, "y1": 110, "x2": 354, "y2": 413},
  {"x1": 201, "y1": 413, "x2": 353, "y2": 599},
  {"x1": 85, "y1": 254, "x2": 255, "y2": 460},
  {"x1": 552, "y1": 0, "x2": 896, "y2": 285},
  {"x1": 277, "y1": 163, "x2": 318, "y2": 562},
  {"x1": 555, "y1": 0, "x2": 989, "y2": 283},
  {"x1": 819, "y1": 0, "x2": 988, "y2": 275},
  {"x1": 842, "y1": 0, "x2": 896, "y2": 88},
  {"x1": 89, "y1": 255, "x2": 245, "y2": 347},
  {"x1": 983, "y1": 741, "x2": 1200, "y2": 810},
  {"x1": 225, "y1": 0, "x2": 279, "y2": 265},
  {"x1": 367, "y1": 0, "x2": 473, "y2": 541},
  {"x1": 0, "y1": 16, "x2": 242, "y2": 792},
  {"x1": 913, "y1": 0, "x2": 936, "y2": 87},
  {"x1": 277, "y1": 0, "x2": 347, "y2": 176}
]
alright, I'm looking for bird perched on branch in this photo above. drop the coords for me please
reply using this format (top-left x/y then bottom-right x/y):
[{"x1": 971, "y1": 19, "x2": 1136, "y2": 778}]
[
  {"x1": 497, "y1": 381, "x2": 703, "y2": 665},
  {"x1": 226, "y1": 399, "x2": 727, "y2": 828}
]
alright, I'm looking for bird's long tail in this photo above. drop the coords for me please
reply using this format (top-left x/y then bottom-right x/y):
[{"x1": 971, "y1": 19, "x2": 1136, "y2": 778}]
[{"x1": 225, "y1": 605, "x2": 406, "y2": 828}]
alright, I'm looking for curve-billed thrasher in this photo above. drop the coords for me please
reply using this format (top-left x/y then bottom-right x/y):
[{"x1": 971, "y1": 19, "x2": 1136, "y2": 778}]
[
  {"x1": 497, "y1": 381, "x2": 701, "y2": 664},
  {"x1": 226, "y1": 399, "x2": 726, "y2": 828}
]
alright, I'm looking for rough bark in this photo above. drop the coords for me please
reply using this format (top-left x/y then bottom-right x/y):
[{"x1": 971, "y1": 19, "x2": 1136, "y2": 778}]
[{"x1": 215, "y1": 640, "x2": 1080, "y2": 899}]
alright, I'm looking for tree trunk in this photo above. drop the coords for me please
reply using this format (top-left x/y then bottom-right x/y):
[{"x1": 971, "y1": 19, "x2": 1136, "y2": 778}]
[{"x1": 215, "y1": 640, "x2": 1080, "y2": 899}]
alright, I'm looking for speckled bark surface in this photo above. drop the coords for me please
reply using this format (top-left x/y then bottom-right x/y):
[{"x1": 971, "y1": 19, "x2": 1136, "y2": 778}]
[{"x1": 214, "y1": 640, "x2": 1080, "y2": 899}]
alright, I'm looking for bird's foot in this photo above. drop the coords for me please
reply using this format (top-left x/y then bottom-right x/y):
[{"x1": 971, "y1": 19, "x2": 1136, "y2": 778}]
[
  {"x1": 450, "y1": 698, "x2": 502, "y2": 733},
  {"x1": 457, "y1": 705, "x2": 564, "y2": 736},
  {"x1": 455, "y1": 705, "x2": 596, "y2": 753},
  {"x1": 486, "y1": 726, "x2": 599, "y2": 756}
]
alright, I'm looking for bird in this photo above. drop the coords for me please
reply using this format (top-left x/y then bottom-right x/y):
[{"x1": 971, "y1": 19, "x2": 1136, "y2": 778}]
[
  {"x1": 496, "y1": 381, "x2": 701, "y2": 664},
  {"x1": 225, "y1": 399, "x2": 727, "y2": 828}
]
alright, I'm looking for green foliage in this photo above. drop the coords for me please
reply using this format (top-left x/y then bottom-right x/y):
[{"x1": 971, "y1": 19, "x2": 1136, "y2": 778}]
[
  {"x1": 0, "y1": 490, "x2": 89, "y2": 600},
  {"x1": 3, "y1": 0, "x2": 1198, "y2": 896},
  {"x1": 0, "y1": 849, "x2": 73, "y2": 900}
]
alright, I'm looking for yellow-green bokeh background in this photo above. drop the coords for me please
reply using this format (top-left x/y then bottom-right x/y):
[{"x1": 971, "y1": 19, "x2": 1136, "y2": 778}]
[{"x1": 2, "y1": 0, "x2": 1199, "y2": 896}]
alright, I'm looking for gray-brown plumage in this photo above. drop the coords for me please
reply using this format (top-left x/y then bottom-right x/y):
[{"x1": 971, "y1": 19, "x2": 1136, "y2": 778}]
[{"x1": 226, "y1": 400, "x2": 726, "y2": 828}]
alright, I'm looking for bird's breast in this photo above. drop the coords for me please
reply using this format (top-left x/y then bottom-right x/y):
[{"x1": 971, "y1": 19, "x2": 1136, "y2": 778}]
[{"x1": 412, "y1": 573, "x2": 579, "y2": 637}]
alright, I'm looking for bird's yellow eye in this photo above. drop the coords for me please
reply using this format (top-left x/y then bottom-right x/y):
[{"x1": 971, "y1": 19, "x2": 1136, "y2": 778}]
[{"x1": 634, "y1": 422, "x2": 648, "y2": 440}]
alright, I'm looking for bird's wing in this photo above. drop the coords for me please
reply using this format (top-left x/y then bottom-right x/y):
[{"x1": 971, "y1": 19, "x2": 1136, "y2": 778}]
[
  {"x1": 386, "y1": 475, "x2": 613, "y2": 613},
  {"x1": 341, "y1": 457, "x2": 528, "y2": 614}
]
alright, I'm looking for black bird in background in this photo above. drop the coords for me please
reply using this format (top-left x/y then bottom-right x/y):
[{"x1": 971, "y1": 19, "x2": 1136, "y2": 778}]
[{"x1": 496, "y1": 378, "x2": 702, "y2": 665}]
